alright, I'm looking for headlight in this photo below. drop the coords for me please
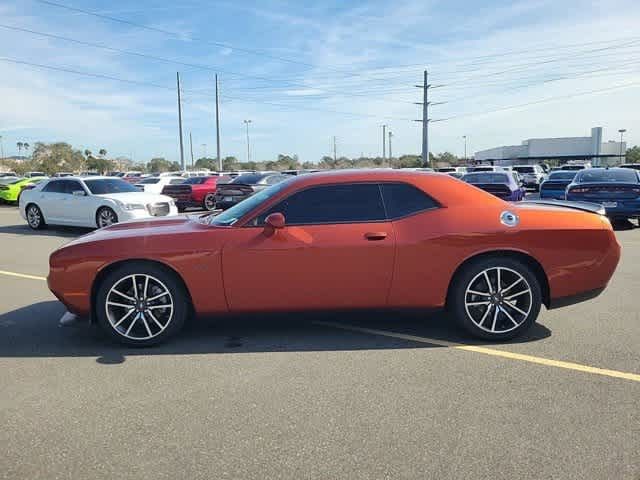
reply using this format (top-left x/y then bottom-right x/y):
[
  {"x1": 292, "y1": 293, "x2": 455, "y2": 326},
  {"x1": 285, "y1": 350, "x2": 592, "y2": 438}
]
[{"x1": 114, "y1": 200, "x2": 146, "y2": 211}]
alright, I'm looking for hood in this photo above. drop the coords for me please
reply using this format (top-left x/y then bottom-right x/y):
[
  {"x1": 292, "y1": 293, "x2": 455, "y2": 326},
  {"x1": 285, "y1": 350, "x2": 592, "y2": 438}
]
[
  {"x1": 96, "y1": 192, "x2": 173, "y2": 204},
  {"x1": 61, "y1": 214, "x2": 215, "y2": 248}
]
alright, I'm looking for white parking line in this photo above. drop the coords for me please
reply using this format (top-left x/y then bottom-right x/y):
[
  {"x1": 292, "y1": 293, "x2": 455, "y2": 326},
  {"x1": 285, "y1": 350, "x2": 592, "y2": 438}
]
[
  {"x1": 314, "y1": 320, "x2": 640, "y2": 383},
  {"x1": 0, "y1": 270, "x2": 47, "y2": 281}
]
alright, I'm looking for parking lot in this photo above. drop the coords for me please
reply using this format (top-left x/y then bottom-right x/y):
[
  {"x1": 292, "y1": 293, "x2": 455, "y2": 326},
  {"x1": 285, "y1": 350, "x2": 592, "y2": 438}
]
[{"x1": 0, "y1": 203, "x2": 638, "y2": 479}]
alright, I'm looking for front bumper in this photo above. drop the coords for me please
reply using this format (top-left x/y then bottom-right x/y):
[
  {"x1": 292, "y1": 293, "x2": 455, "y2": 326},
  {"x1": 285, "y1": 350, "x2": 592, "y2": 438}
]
[{"x1": 117, "y1": 204, "x2": 179, "y2": 221}]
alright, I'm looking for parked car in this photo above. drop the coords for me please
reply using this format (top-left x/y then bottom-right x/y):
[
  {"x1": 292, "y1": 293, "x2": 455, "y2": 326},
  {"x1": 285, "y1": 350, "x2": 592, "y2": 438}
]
[
  {"x1": 135, "y1": 176, "x2": 185, "y2": 194},
  {"x1": 0, "y1": 177, "x2": 48, "y2": 203},
  {"x1": 54, "y1": 172, "x2": 75, "y2": 177},
  {"x1": 215, "y1": 172, "x2": 290, "y2": 210},
  {"x1": 0, "y1": 176, "x2": 19, "y2": 185},
  {"x1": 46, "y1": 169, "x2": 620, "y2": 346},
  {"x1": 161, "y1": 176, "x2": 221, "y2": 211},
  {"x1": 24, "y1": 171, "x2": 46, "y2": 178},
  {"x1": 512, "y1": 165, "x2": 547, "y2": 191},
  {"x1": 20, "y1": 177, "x2": 178, "y2": 229},
  {"x1": 0, "y1": 172, "x2": 17, "y2": 178},
  {"x1": 461, "y1": 171, "x2": 525, "y2": 201},
  {"x1": 539, "y1": 170, "x2": 577, "y2": 200},
  {"x1": 436, "y1": 167, "x2": 467, "y2": 174},
  {"x1": 566, "y1": 167, "x2": 640, "y2": 221},
  {"x1": 561, "y1": 163, "x2": 590, "y2": 171},
  {"x1": 619, "y1": 163, "x2": 640, "y2": 171},
  {"x1": 80, "y1": 171, "x2": 100, "y2": 177},
  {"x1": 120, "y1": 171, "x2": 144, "y2": 183}
]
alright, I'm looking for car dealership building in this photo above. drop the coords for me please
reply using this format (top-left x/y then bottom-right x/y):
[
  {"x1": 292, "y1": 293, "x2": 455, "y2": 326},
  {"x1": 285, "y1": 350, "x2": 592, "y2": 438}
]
[{"x1": 474, "y1": 127, "x2": 626, "y2": 166}]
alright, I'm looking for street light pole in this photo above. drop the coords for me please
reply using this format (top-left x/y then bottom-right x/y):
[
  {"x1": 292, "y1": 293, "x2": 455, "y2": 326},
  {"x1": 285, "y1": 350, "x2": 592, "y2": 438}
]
[
  {"x1": 0, "y1": 135, "x2": 4, "y2": 162},
  {"x1": 244, "y1": 120, "x2": 252, "y2": 163},
  {"x1": 463, "y1": 135, "x2": 467, "y2": 161},
  {"x1": 618, "y1": 129, "x2": 627, "y2": 163}
]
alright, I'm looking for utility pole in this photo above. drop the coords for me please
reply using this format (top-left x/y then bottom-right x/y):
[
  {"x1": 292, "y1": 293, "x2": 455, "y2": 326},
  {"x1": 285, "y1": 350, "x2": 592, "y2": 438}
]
[
  {"x1": 421, "y1": 70, "x2": 428, "y2": 166},
  {"x1": 176, "y1": 72, "x2": 185, "y2": 171},
  {"x1": 381, "y1": 124, "x2": 387, "y2": 159},
  {"x1": 388, "y1": 130, "x2": 393, "y2": 159},
  {"x1": 215, "y1": 74, "x2": 222, "y2": 171},
  {"x1": 333, "y1": 136, "x2": 337, "y2": 163},
  {"x1": 189, "y1": 132, "x2": 194, "y2": 168},
  {"x1": 0, "y1": 135, "x2": 4, "y2": 162},
  {"x1": 462, "y1": 135, "x2": 467, "y2": 161},
  {"x1": 618, "y1": 129, "x2": 627, "y2": 162},
  {"x1": 244, "y1": 120, "x2": 252, "y2": 163}
]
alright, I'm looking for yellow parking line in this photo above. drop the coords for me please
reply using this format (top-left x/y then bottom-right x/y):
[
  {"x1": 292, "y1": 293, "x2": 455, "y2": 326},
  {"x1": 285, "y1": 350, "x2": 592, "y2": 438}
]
[
  {"x1": 0, "y1": 270, "x2": 47, "y2": 281},
  {"x1": 313, "y1": 321, "x2": 640, "y2": 383}
]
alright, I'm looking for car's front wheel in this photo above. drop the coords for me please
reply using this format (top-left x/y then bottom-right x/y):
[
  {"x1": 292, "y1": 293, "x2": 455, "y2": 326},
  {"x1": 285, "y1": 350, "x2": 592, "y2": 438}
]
[
  {"x1": 96, "y1": 207, "x2": 118, "y2": 228},
  {"x1": 26, "y1": 204, "x2": 46, "y2": 230},
  {"x1": 203, "y1": 193, "x2": 216, "y2": 211},
  {"x1": 95, "y1": 263, "x2": 189, "y2": 346},
  {"x1": 448, "y1": 257, "x2": 542, "y2": 341}
]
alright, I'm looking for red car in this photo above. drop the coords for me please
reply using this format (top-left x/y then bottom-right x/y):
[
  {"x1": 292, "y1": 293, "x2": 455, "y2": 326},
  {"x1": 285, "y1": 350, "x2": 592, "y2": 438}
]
[
  {"x1": 48, "y1": 170, "x2": 620, "y2": 346},
  {"x1": 161, "y1": 176, "x2": 221, "y2": 211}
]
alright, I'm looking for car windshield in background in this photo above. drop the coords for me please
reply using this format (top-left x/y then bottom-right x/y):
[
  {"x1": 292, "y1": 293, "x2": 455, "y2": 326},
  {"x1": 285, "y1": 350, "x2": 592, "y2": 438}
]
[
  {"x1": 84, "y1": 179, "x2": 141, "y2": 194},
  {"x1": 139, "y1": 178, "x2": 160, "y2": 184},
  {"x1": 548, "y1": 171, "x2": 577, "y2": 181},
  {"x1": 513, "y1": 166, "x2": 535, "y2": 173},
  {"x1": 210, "y1": 177, "x2": 294, "y2": 226},
  {"x1": 231, "y1": 173, "x2": 269, "y2": 184},
  {"x1": 464, "y1": 173, "x2": 509, "y2": 183},
  {"x1": 184, "y1": 177, "x2": 208, "y2": 185},
  {"x1": 576, "y1": 169, "x2": 638, "y2": 183}
]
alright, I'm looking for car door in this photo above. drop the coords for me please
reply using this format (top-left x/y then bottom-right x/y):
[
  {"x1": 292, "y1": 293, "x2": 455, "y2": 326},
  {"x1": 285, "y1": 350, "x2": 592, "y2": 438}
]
[
  {"x1": 222, "y1": 183, "x2": 396, "y2": 312},
  {"x1": 60, "y1": 180, "x2": 93, "y2": 226},
  {"x1": 37, "y1": 180, "x2": 65, "y2": 222}
]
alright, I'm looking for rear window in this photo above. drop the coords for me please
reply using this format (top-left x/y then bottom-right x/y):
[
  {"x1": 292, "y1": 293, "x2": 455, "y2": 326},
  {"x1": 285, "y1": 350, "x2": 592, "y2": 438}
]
[
  {"x1": 463, "y1": 173, "x2": 509, "y2": 183},
  {"x1": 576, "y1": 169, "x2": 639, "y2": 183},
  {"x1": 380, "y1": 183, "x2": 438, "y2": 219},
  {"x1": 548, "y1": 171, "x2": 577, "y2": 181},
  {"x1": 139, "y1": 178, "x2": 160, "y2": 184},
  {"x1": 184, "y1": 177, "x2": 208, "y2": 185},
  {"x1": 513, "y1": 166, "x2": 535, "y2": 174},
  {"x1": 231, "y1": 173, "x2": 269, "y2": 184}
]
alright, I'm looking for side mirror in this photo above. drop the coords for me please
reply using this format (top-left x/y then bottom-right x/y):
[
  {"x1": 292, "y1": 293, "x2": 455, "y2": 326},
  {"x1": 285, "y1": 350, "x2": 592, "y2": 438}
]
[
  {"x1": 263, "y1": 212, "x2": 285, "y2": 237},
  {"x1": 72, "y1": 190, "x2": 86, "y2": 196}
]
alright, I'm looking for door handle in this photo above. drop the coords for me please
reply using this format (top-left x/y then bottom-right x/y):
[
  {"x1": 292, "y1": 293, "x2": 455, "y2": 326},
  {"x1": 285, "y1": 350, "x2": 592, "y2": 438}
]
[{"x1": 364, "y1": 232, "x2": 387, "y2": 241}]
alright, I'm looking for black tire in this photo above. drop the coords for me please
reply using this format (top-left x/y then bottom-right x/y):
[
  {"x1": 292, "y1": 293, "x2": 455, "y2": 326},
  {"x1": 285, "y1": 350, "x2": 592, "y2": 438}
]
[
  {"x1": 96, "y1": 207, "x2": 118, "y2": 228},
  {"x1": 447, "y1": 257, "x2": 542, "y2": 341},
  {"x1": 25, "y1": 203, "x2": 46, "y2": 230},
  {"x1": 94, "y1": 262, "x2": 189, "y2": 347},
  {"x1": 203, "y1": 193, "x2": 216, "y2": 211}
]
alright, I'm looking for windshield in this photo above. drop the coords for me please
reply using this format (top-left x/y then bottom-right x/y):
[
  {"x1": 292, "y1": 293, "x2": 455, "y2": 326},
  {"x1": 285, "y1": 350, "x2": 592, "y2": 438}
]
[
  {"x1": 138, "y1": 177, "x2": 160, "y2": 184},
  {"x1": 463, "y1": 173, "x2": 509, "y2": 184},
  {"x1": 184, "y1": 177, "x2": 208, "y2": 185},
  {"x1": 231, "y1": 173, "x2": 269, "y2": 184},
  {"x1": 210, "y1": 177, "x2": 294, "y2": 226},
  {"x1": 513, "y1": 166, "x2": 535, "y2": 173},
  {"x1": 576, "y1": 169, "x2": 638, "y2": 183},
  {"x1": 548, "y1": 171, "x2": 577, "y2": 181},
  {"x1": 85, "y1": 178, "x2": 141, "y2": 194}
]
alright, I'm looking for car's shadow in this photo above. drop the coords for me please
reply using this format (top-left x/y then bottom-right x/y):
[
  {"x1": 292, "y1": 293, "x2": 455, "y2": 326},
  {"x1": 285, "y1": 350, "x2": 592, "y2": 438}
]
[
  {"x1": 611, "y1": 219, "x2": 638, "y2": 231},
  {"x1": 0, "y1": 223, "x2": 92, "y2": 237},
  {"x1": 0, "y1": 301, "x2": 551, "y2": 365}
]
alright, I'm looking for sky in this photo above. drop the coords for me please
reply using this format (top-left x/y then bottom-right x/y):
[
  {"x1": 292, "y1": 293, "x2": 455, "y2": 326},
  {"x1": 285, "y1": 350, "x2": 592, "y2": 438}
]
[{"x1": 0, "y1": 0, "x2": 639, "y2": 164}]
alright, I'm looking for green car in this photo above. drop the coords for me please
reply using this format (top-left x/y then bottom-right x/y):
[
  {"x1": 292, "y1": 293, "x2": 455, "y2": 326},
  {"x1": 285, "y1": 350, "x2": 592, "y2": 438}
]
[{"x1": 0, "y1": 177, "x2": 48, "y2": 203}]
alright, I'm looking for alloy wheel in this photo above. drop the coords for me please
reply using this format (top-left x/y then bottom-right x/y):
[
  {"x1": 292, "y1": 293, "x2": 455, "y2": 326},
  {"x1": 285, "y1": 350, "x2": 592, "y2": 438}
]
[
  {"x1": 464, "y1": 267, "x2": 532, "y2": 334},
  {"x1": 27, "y1": 205, "x2": 41, "y2": 228},
  {"x1": 204, "y1": 194, "x2": 216, "y2": 211},
  {"x1": 105, "y1": 274, "x2": 174, "y2": 341},
  {"x1": 98, "y1": 209, "x2": 117, "y2": 228}
]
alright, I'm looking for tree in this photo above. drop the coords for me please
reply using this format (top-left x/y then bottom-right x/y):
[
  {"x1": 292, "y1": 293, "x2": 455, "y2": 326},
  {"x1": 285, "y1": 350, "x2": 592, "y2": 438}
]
[
  {"x1": 23, "y1": 143, "x2": 30, "y2": 156},
  {"x1": 147, "y1": 157, "x2": 173, "y2": 173},
  {"x1": 626, "y1": 145, "x2": 640, "y2": 163},
  {"x1": 87, "y1": 156, "x2": 115, "y2": 173},
  {"x1": 31, "y1": 142, "x2": 86, "y2": 175},
  {"x1": 84, "y1": 149, "x2": 92, "y2": 158},
  {"x1": 99, "y1": 148, "x2": 107, "y2": 158},
  {"x1": 194, "y1": 157, "x2": 216, "y2": 170},
  {"x1": 17, "y1": 142, "x2": 23, "y2": 155}
]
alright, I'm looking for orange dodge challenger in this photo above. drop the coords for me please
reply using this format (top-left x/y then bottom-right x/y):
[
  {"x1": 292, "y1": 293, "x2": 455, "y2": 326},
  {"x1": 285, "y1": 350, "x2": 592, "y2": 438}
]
[{"x1": 48, "y1": 170, "x2": 620, "y2": 346}]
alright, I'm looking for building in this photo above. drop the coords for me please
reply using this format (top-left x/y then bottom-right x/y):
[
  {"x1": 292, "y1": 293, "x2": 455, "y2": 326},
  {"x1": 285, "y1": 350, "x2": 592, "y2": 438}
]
[{"x1": 474, "y1": 127, "x2": 626, "y2": 166}]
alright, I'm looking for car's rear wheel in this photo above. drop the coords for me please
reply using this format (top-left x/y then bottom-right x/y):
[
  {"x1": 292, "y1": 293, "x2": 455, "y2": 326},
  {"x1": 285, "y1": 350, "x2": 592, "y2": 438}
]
[
  {"x1": 203, "y1": 193, "x2": 216, "y2": 211},
  {"x1": 96, "y1": 207, "x2": 118, "y2": 228},
  {"x1": 95, "y1": 263, "x2": 188, "y2": 346},
  {"x1": 26, "y1": 204, "x2": 46, "y2": 230},
  {"x1": 448, "y1": 257, "x2": 542, "y2": 341}
]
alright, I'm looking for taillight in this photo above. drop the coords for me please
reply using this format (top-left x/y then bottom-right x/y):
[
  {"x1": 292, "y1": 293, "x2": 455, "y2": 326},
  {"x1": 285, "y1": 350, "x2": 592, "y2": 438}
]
[{"x1": 570, "y1": 187, "x2": 588, "y2": 193}]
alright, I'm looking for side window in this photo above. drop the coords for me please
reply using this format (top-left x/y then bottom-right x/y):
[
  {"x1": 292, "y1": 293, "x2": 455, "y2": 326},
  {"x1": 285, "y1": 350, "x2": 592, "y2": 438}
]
[
  {"x1": 380, "y1": 183, "x2": 439, "y2": 219},
  {"x1": 266, "y1": 175, "x2": 286, "y2": 185},
  {"x1": 257, "y1": 183, "x2": 385, "y2": 225},
  {"x1": 170, "y1": 179, "x2": 184, "y2": 185},
  {"x1": 42, "y1": 180, "x2": 64, "y2": 193},
  {"x1": 64, "y1": 181, "x2": 84, "y2": 195}
]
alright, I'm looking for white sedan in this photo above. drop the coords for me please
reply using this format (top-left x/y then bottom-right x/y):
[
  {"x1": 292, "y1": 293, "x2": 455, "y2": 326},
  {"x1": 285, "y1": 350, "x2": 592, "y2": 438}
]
[
  {"x1": 19, "y1": 176, "x2": 178, "y2": 229},
  {"x1": 134, "y1": 176, "x2": 185, "y2": 194}
]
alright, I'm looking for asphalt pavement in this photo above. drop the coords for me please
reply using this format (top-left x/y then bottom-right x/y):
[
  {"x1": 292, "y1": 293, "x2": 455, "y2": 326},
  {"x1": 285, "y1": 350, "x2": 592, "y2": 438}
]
[{"x1": 0, "y1": 203, "x2": 638, "y2": 480}]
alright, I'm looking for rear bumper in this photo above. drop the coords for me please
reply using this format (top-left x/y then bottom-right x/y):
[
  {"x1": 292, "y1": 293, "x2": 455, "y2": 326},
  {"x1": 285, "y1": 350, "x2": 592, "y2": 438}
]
[
  {"x1": 548, "y1": 287, "x2": 606, "y2": 309},
  {"x1": 566, "y1": 196, "x2": 640, "y2": 217},
  {"x1": 539, "y1": 190, "x2": 566, "y2": 200}
]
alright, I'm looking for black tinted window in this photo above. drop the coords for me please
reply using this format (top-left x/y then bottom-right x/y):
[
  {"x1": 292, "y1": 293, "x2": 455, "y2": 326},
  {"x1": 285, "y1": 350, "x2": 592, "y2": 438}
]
[
  {"x1": 64, "y1": 181, "x2": 84, "y2": 194},
  {"x1": 43, "y1": 180, "x2": 64, "y2": 193},
  {"x1": 261, "y1": 183, "x2": 385, "y2": 225},
  {"x1": 381, "y1": 183, "x2": 438, "y2": 219},
  {"x1": 232, "y1": 173, "x2": 268, "y2": 184}
]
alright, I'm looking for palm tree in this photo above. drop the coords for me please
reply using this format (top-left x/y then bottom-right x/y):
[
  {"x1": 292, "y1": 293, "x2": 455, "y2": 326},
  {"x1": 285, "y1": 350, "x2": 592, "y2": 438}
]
[
  {"x1": 99, "y1": 148, "x2": 107, "y2": 158},
  {"x1": 23, "y1": 143, "x2": 29, "y2": 156},
  {"x1": 84, "y1": 149, "x2": 92, "y2": 159},
  {"x1": 17, "y1": 142, "x2": 23, "y2": 155}
]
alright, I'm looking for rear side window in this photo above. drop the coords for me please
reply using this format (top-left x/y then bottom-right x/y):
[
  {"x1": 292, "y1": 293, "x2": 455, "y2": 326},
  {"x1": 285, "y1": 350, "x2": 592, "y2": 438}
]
[
  {"x1": 63, "y1": 181, "x2": 84, "y2": 194},
  {"x1": 259, "y1": 183, "x2": 385, "y2": 225},
  {"x1": 43, "y1": 180, "x2": 64, "y2": 193},
  {"x1": 380, "y1": 183, "x2": 439, "y2": 219}
]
